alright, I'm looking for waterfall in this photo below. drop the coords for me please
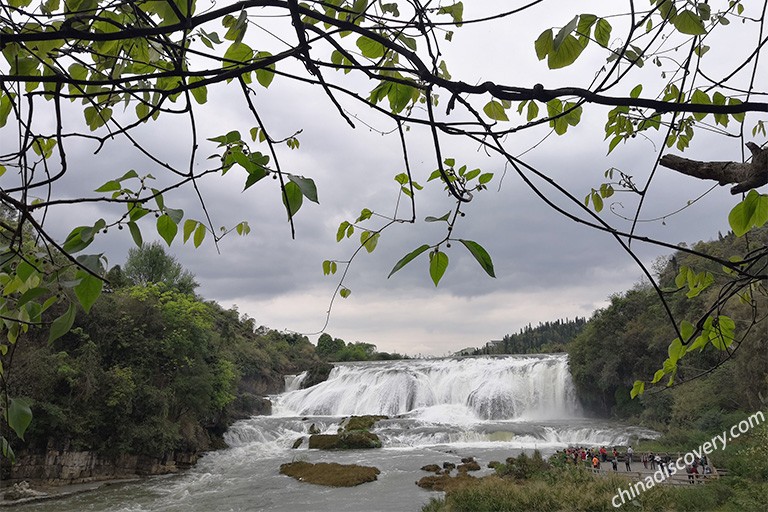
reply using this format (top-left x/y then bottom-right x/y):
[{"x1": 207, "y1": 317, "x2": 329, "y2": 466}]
[
  {"x1": 273, "y1": 354, "x2": 581, "y2": 421},
  {"x1": 283, "y1": 371, "x2": 308, "y2": 392}
]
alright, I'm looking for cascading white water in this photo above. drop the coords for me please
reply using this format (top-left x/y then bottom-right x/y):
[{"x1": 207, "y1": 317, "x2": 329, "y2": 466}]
[
  {"x1": 273, "y1": 354, "x2": 581, "y2": 421},
  {"x1": 283, "y1": 371, "x2": 308, "y2": 392}
]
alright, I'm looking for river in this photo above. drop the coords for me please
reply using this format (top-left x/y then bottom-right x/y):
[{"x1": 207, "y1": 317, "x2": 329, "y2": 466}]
[{"x1": 15, "y1": 355, "x2": 657, "y2": 512}]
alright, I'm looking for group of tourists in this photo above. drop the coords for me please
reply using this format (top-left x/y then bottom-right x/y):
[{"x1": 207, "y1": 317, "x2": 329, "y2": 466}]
[
  {"x1": 556, "y1": 445, "x2": 635, "y2": 471},
  {"x1": 642, "y1": 451, "x2": 711, "y2": 482},
  {"x1": 554, "y1": 446, "x2": 712, "y2": 483}
]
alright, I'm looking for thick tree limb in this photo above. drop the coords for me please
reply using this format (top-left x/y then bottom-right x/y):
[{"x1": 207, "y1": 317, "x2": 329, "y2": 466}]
[{"x1": 659, "y1": 143, "x2": 768, "y2": 194}]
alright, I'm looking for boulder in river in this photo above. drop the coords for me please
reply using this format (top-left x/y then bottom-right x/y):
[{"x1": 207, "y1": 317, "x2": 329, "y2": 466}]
[{"x1": 279, "y1": 461, "x2": 380, "y2": 487}]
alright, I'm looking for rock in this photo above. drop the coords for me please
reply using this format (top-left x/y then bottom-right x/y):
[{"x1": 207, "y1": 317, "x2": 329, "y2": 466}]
[
  {"x1": 301, "y1": 362, "x2": 334, "y2": 389},
  {"x1": 341, "y1": 431, "x2": 382, "y2": 449},
  {"x1": 307, "y1": 431, "x2": 381, "y2": 450},
  {"x1": 3, "y1": 481, "x2": 47, "y2": 501},
  {"x1": 342, "y1": 415, "x2": 389, "y2": 432},
  {"x1": 415, "y1": 472, "x2": 475, "y2": 492},
  {"x1": 488, "y1": 460, "x2": 502, "y2": 469},
  {"x1": 420, "y1": 464, "x2": 441, "y2": 473},
  {"x1": 291, "y1": 437, "x2": 304, "y2": 449},
  {"x1": 279, "y1": 461, "x2": 380, "y2": 487},
  {"x1": 460, "y1": 456, "x2": 475, "y2": 464},
  {"x1": 308, "y1": 423, "x2": 321, "y2": 435},
  {"x1": 442, "y1": 462, "x2": 456, "y2": 470},
  {"x1": 457, "y1": 461, "x2": 481, "y2": 472},
  {"x1": 308, "y1": 434, "x2": 341, "y2": 450}
]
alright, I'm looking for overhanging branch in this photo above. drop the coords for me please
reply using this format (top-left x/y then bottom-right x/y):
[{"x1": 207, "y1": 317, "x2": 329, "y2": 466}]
[{"x1": 660, "y1": 143, "x2": 768, "y2": 194}]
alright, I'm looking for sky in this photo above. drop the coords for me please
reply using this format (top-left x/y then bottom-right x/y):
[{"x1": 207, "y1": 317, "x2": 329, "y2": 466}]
[{"x1": 7, "y1": 1, "x2": 763, "y2": 356}]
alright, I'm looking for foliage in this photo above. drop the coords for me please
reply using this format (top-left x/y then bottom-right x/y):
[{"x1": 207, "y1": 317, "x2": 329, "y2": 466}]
[
  {"x1": 122, "y1": 241, "x2": 199, "y2": 294},
  {"x1": 3, "y1": 285, "x2": 322, "y2": 457},
  {"x1": 472, "y1": 317, "x2": 587, "y2": 355},
  {"x1": 568, "y1": 227, "x2": 768, "y2": 417},
  {"x1": 315, "y1": 332, "x2": 407, "y2": 362},
  {"x1": 1, "y1": 0, "x2": 767, "y2": 454},
  {"x1": 423, "y1": 461, "x2": 767, "y2": 512},
  {"x1": 494, "y1": 451, "x2": 550, "y2": 480}
]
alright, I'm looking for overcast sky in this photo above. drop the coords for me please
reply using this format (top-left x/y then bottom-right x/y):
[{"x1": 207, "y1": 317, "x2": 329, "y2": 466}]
[{"x1": 8, "y1": 1, "x2": 762, "y2": 356}]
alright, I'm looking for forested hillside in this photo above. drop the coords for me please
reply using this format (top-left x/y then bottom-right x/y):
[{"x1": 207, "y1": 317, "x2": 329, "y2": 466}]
[
  {"x1": 1, "y1": 244, "x2": 326, "y2": 460},
  {"x1": 568, "y1": 227, "x2": 768, "y2": 431},
  {"x1": 475, "y1": 318, "x2": 587, "y2": 355}
]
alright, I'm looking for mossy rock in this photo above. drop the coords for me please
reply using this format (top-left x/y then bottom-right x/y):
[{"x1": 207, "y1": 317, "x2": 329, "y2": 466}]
[
  {"x1": 342, "y1": 415, "x2": 389, "y2": 432},
  {"x1": 415, "y1": 472, "x2": 476, "y2": 492},
  {"x1": 308, "y1": 434, "x2": 341, "y2": 450},
  {"x1": 421, "y1": 464, "x2": 442, "y2": 473},
  {"x1": 340, "y1": 430, "x2": 381, "y2": 449},
  {"x1": 279, "y1": 461, "x2": 380, "y2": 487},
  {"x1": 457, "y1": 461, "x2": 481, "y2": 472},
  {"x1": 308, "y1": 431, "x2": 382, "y2": 450}
]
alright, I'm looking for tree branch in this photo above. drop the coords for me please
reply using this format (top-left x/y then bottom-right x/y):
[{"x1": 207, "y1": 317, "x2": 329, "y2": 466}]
[{"x1": 659, "y1": 142, "x2": 768, "y2": 194}]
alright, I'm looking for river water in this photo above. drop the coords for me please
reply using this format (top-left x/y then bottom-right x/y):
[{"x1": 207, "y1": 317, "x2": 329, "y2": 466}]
[{"x1": 15, "y1": 355, "x2": 657, "y2": 512}]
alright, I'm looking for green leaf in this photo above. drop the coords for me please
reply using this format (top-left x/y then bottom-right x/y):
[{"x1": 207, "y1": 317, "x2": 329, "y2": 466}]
[
  {"x1": 548, "y1": 35, "x2": 585, "y2": 69},
  {"x1": 576, "y1": 13, "x2": 597, "y2": 37},
  {"x1": 255, "y1": 51, "x2": 276, "y2": 88},
  {"x1": 236, "y1": 220, "x2": 250, "y2": 235},
  {"x1": 127, "y1": 221, "x2": 143, "y2": 247},
  {"x1": 710, "y1": 315, "x2": 736, "y2": 350},
  {"x1": 688, "y1": 334, "x2": 708, "y2": 352},
  {"x1": 48, "y1": 302, "x2": 76, "y2": 344},
  {"x1": 282, "y1": 181, "x2": 303, "y2": 219},
  {"x1": 526, "y1": 101, "x2": 539, "y2": 122},
  {"x1": 459, "y1": 239, "x2": 495, "y2": 278},
  {"x1": 337, "y1": 221, "x2": 351, "y2": 242},
  {"x1": 388, "y1": 244, "x2": 430, "y2": 278},
  {"x1": 0, "y1": 92, "x2": 14, "y2": 128},
  {"x1": 339, "y1": 287, "x2": 351, "y2": 298},
  {"x1": 356, "y1": 36, "x2": 385, "y2": 59},
  {"x1": 164, "y1": 207, "x2": 184, "y2": 224},
  {"x1": 95, "y1": 180, "x2": 121, "y2": 193},
  {"x1": 728, "y1": 191, "x2": 768, "y2": 236},
  {"x1": 534, "y1": 29, "x2": 553, "y2": 60},
  {"x1": 188, "y1": 76, "x2": 208, "y2": 104},
  {"x1": 17, "y1": 287, "x2": 47, "y2": 308},
  {"x1": 429, "y1": 250, "x2": 449, "y2": 286},
  {"x1": 630, "y1": 380, "x2": 645, "y2": 399},
  {"x1": 183, "y1": 219, "x2": 198, "y2": 243},
  {"x1": 483, "y1": 100, "x2": 509, "y2": 121},
  {"x1": 7, "y1": 398, "x2": 32, "y2": 441},
  {"x1": 193, "y1": 224, "x2": 206, "y2": 248},
  {"x1": 553, "y1": 16, "x2": 579, "y2": 51},
  {"x1": 360, "y1": 231, "x2": 380, "y2": 253},
  {"x1": 288, "y1": 175, "x2": 319, "y2": 203},
  {"x1": 668, "y1": 337, "x2": 686, "y2": 364},
  {"x1": 74, "y1": 270, "x2": 103, "y2": 314},
  {"x1": 222, "y1": 42, "x2": 253, "y2": 69},
  {"x1": 437, "y1": 1, "x2": 463, "y2": 26},
  {"x1": 357, "y1": 208, "x2": 373, "y2": 222},
  {"x1": 594, "y1": 18, "x2": 612, "y2": 47},
  {"x1": 63, "y1": 226, "x2": 94, "y2": 254},
  {"x1": 674, "y1": 10, "x2": 706, "y2": 35},
  {"x1": 157, "y1": 214, "x2": 178, "y2": 246},
  {"x1": 680, "y1": 320, "x2": 695, "y2": 341},
  {"x1": 651, "y1": 369, "x2": 666, "y2": 384},
  {"x1": 425, "y1": 212, "x2": 451, "y2": 223}
]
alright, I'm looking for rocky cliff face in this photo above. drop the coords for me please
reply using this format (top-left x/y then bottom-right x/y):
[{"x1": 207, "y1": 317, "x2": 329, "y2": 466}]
[{"x1": 4, "y1": 450, "x2": 198, "y2": 485}]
